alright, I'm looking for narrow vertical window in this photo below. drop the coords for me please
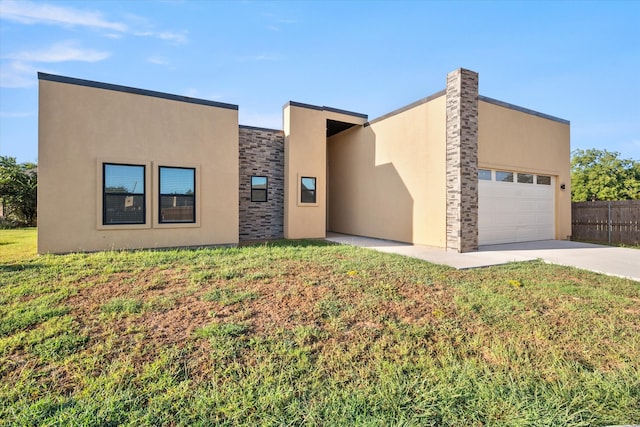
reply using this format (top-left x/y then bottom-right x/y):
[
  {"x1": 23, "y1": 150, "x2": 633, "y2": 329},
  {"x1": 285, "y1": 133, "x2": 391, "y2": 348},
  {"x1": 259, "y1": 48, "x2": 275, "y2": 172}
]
[
  {"x1": 251, "y1": 176, "x2": 268, "y2": 202},
  {"x1": 103, "y1": 163, "x2": 146, "y2": 225},
  {"x1": 159, "y1": 166, "x2": 195, "y2": 223},
  {"x1": 301, "y1": 177, "x2": 316, "y2": 203}
]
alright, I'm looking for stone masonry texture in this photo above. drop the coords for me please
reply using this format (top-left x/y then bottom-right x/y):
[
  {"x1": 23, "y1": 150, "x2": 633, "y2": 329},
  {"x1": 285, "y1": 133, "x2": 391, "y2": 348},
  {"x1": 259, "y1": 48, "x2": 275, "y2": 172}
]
[
  {"x1": 239, "y1": 126, "x2": 285, "y2": 240},
  {"x1": 445, "y1": 68, "x2": 479, "y2": 253}
]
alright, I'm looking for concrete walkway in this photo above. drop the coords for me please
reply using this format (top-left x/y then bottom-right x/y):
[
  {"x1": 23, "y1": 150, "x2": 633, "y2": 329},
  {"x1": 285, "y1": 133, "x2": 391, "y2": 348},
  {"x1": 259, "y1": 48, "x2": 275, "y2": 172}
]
[{"x1": 325, "y1": 233, "x2": 640, "y2": 282}]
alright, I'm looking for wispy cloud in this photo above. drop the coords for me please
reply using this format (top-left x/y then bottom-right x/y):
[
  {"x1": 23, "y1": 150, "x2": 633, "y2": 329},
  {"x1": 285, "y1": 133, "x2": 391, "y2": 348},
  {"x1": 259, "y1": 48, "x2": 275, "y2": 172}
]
[
  {"x1": 0, "y1": 61, "x2": 40, "y2": 88},
  {"x1": 135, "y1": 30, "x2": 187, "y2": 44},
  {"x1": 148, "y1": 56, "x2": 169, "y2": 65},
  {"x1": 0, "y1": 0, "x2": 126, "y2": 32},
  {"x1": 0, "y1": 0, "x2": 188, "y2": 44},
  {"x1": 0, "y1": 111, "x2": 33, "y2": 118},
  {"x1": 5, "y1": 41, "x2": 110, "y2": 63},
  {"x1": 0, "y1": 41, "x2": 109, "y2": 88}
]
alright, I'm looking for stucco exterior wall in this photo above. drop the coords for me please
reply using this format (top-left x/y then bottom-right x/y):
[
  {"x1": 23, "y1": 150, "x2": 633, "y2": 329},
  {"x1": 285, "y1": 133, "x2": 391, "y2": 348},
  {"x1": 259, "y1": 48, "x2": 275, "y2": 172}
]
[
  {"x1": 38, "y1": 78, "x2": 239, "y2": 253},
  {"x1": 283, "y1": 104, "x2": 366, "y2": 239},
  {"x1": 283, "y1": 105, "x2": 326, "y2": 239},
  {"x1": 478, "y1": 99, "x2": 571, "y2": 240},
  {"x1": 327, "y1": 95, "x2": 447, "y2": 247}
]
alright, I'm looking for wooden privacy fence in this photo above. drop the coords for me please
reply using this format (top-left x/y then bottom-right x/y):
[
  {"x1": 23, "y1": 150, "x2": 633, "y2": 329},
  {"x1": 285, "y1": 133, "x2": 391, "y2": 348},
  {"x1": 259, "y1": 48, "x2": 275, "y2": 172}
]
[{"x1": 571, "y1": 200, "x2": 640, "y2": 245}]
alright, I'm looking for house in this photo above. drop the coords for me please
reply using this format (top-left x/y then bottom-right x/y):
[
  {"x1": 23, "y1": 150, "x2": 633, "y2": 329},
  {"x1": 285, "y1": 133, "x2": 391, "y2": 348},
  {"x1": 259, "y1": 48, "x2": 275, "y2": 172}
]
[{"x1": 37, "y1": 68, "x2": 571, "y2": 254}]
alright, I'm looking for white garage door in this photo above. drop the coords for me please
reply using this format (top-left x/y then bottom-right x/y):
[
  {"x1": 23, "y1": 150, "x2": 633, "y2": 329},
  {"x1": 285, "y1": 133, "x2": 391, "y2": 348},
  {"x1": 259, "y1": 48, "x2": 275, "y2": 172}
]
[{"x1": 478, "y1": 170, "x2": 555, "y2": 245}]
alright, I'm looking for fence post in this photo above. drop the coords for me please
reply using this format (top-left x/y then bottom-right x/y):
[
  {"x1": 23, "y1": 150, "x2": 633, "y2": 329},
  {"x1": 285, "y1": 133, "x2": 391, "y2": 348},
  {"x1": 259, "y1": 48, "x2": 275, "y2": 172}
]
[{"x1": 608, "y1": 201, "x2": 612, "y2": 245}]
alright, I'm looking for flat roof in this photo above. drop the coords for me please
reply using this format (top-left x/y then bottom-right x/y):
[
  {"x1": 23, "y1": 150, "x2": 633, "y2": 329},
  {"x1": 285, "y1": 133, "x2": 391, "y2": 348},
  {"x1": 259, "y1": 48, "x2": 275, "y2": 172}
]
[
  {"x1": 284, "y1": 101, "x2": 368, "y2": 120},
  {"x1": 239, "y1": 124, "x2": 283, "y2": 133},
  {"x1": 38, "y1": 73, "x2": 569, "y2": 126},
  {"x1": 478, "y1": 96, "x2": 570, "y2": 125},
  {"x1": 365, "y1": 90, "x2": 569, "y2": 126},
  {"x1": 366, "y1": 90, "x2": 446, "y2": 127},
  {"x1": 37, "y1": 72, "x2": 239, "y2": 111}
]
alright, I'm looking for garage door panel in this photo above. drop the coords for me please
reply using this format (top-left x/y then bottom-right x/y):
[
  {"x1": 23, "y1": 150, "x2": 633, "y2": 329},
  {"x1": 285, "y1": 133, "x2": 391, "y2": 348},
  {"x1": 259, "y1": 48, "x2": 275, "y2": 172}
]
[
  {"x1": 479, "y1": 175, "x2": 554, "y2": 245},
  {"x1": 516, "y1": 214, "x2": 536, "y2": 226}
]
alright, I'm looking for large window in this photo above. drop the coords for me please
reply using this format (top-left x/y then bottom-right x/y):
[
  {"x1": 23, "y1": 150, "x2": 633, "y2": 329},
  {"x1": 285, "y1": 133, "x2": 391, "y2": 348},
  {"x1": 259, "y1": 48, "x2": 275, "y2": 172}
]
[
  {"x1": 301, "y1": 177, "x2": 316, "y2": 203},
  {"x1": 159, "y1": 166, "x2": 195, "y2": 223},
  {"x1": 251, "y1": 176, "x2": 268, "y2": 202},
  {"x1": 103, "y1": 163, "x2": 146, "y2": 225}
]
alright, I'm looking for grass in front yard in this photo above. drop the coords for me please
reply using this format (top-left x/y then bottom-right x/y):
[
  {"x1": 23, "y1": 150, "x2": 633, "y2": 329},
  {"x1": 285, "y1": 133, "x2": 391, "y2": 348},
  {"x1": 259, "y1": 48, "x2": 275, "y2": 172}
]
[{"x1": 1, "y1": 229, "x2": 639, "y2": 426}]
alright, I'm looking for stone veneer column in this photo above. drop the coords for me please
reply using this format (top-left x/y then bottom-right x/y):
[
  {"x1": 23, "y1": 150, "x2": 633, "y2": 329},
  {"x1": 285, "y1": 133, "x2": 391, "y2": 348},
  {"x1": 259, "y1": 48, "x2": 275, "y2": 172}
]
[
  {"x1": 238, "y1": 126, "x2": 285, "y2": 241},
  {"x1": 446, "y1": 68, "x2": 479, "y2": 253}
]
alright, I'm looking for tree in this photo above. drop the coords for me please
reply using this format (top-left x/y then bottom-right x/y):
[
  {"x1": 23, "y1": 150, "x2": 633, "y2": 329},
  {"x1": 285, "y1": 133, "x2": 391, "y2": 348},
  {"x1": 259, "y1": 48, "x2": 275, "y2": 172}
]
[
  {"x1": 571, "y1": 149, "x2": 640, "y2": 202},
  {"x1": 0, "y1": 156, "x2": 38, "y2": 226}
]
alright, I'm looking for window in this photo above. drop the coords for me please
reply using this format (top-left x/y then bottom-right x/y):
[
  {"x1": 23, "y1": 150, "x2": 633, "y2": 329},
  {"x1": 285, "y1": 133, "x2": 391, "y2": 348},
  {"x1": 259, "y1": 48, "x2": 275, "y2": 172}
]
[
  {"x1": 301, "y1": 177, "x2": 316, "y2": 203},
  {"x1": 251, "y1": 176, "x2": 268, "y2": 202},
  {"x1": 159, "y1": 166, "x2": 195, "y2": 223},
  {"x1": 496, "y1": 171, "x2": 513, "y2": 182},
  {"x1": 537, "y1": 175, "x2": 551, "y2": 185},
  {"x1": 103, "y1": 163, "x2": 145, "y2": 225},
  {"x1": 478, "y1": 169, "x2": 492, "y2": 181},
  {"x1": 517, "y1": 173, "x2": 534, "y2": 184}
]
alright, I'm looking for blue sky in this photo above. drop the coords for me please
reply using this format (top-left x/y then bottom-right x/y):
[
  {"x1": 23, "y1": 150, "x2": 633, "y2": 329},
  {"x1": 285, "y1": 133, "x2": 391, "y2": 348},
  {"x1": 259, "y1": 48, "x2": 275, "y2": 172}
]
[{"x1": 1, "y1": 0, "x2": 638, "y2": 164}]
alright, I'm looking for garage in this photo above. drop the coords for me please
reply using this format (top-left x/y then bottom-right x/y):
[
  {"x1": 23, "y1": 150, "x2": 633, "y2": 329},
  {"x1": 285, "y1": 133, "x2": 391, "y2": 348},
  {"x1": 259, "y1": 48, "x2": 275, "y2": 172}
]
[{"x1": 478, "y1": 169, "x2": 555, "y2": 245}]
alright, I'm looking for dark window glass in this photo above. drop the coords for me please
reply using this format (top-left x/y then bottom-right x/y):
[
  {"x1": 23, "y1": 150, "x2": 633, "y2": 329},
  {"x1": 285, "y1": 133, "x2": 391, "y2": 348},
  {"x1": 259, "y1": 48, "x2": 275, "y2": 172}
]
[
  {"x1": 301, "y1": 177, "x2": 316, "y2": 203},
  {"x1": 103, "y1": 163, "x2": 145, "y2": 225},
  {"x1": 496, "y1": 171, "x2": 514, "y2": 182},
  {"x1": 251, "y1": 176, "x2": 268, "y2": 202},
  {"x1": 159, "y1": 166, "x2": 195, "y2": 223},
  {"x1": 517, "y1": 173, "x2": 534, "y2": 184},
  {"x1": 478, "y1": 169, "x2": 492, "y2": 181},
  {"x1": 537, "y1": 175, "x2": 551, "y2": 185}
]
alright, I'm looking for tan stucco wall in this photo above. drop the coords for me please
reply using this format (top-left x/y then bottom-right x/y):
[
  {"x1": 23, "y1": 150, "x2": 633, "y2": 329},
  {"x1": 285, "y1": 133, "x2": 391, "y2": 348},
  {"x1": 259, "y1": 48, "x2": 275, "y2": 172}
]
[
  {"x1": 327, "y1": 95, "x2": 447, "y2": 246},
  {"x1": 478, "y1": 100, "x2": 571, "y2": 240},
  {"x1": 38, "y1": 79, "x2": 238, "y2": 253},
  {"x1": 283, "y1": 104, "x2": 366, "y2": 239}
]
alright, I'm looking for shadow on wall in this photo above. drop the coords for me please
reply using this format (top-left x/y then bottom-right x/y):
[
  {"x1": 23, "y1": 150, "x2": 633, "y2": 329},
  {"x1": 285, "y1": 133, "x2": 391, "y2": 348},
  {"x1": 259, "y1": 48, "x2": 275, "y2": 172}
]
[{"x1": 327, "y1": 125, "x2": 414, "y2": 242}]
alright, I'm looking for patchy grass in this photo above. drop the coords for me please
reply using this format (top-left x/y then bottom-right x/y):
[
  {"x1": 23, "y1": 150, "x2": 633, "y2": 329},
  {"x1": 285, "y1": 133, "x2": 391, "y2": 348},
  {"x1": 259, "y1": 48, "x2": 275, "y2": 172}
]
[{"x1": 1, "y1": 229, "x2": 639, "y2": 426}]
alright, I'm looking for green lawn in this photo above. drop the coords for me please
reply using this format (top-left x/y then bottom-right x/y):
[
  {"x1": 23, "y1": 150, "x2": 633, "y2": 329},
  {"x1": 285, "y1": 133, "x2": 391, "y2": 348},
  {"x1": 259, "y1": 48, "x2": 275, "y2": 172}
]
[{"x1": 1, "y1": 229, "x2": 639, "y2": 426}]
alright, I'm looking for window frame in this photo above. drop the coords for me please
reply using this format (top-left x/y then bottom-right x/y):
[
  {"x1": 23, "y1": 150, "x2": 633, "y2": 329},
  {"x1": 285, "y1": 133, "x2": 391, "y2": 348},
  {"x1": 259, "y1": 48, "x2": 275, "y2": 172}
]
[
  {"x1": 97, "y1": 160, "x2": 151, "y2": 230},
  {"x1": 517, "y1": 173, "x2": 534, "y2": 184},
  {"x1": 495, "y1": 171, "x2": 514, "y2": 183},
  {"x1": 251, "y1": 176, "x2": 268, "y2": 202},
  {"x1": 153, "y1": 162, "x2": 200, "y2": 229},
  {"x1": 478, "y1": 169, "x2": 492, "y2": 181},
  {"x1": 158, "y1": 165, "x2": 196, "y2": 224},
  {"x1": 300, "y1": 176, "x2": 317, "y2": 204},
  {"x1": 536, "y1": 175, "x2": 551, "y2": 185}
]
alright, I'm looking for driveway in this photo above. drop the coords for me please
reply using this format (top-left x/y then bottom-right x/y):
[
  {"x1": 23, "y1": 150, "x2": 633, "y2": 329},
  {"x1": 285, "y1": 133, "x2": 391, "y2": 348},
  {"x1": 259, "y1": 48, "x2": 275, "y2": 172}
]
[{"x1": 325, "y1": 233, "x2": 640, "y2": 282}]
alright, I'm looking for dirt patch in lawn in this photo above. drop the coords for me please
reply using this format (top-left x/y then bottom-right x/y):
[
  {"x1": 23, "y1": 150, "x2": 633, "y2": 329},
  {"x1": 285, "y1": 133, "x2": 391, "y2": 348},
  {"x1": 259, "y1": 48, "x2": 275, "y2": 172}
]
[{"x1": 67, "y1": 261, "x2": 459, "y2": 351}]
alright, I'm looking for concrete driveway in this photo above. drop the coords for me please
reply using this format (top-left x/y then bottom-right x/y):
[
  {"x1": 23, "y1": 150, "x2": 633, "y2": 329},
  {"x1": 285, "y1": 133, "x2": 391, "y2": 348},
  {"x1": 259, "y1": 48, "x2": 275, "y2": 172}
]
[{"x1": 325, "y1": 233, "x2": 640, "y2": 282}]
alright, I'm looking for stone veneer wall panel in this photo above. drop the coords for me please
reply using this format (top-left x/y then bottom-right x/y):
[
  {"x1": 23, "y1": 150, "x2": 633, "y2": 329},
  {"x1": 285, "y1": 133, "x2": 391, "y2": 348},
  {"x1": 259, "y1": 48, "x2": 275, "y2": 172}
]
[
  {"x1": 239, "y1": 126, "x2": 285, "y2": 240},
  {"x1": 445, "y1": 68, "x2": 479, "y2": 252}
]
